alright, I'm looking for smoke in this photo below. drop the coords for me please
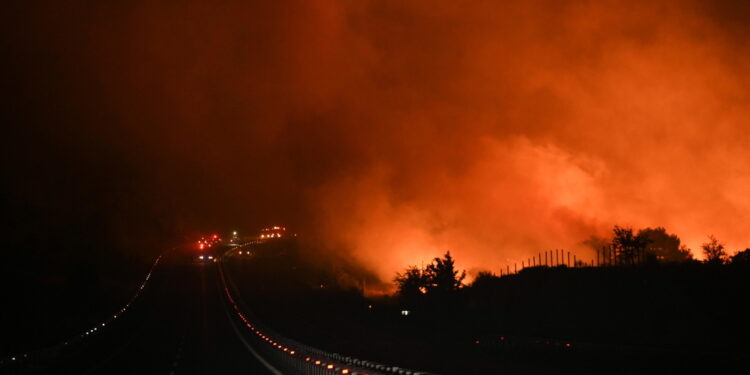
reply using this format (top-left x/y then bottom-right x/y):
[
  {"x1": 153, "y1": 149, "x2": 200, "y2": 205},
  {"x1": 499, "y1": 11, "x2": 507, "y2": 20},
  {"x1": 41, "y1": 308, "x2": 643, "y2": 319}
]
[
  {"x1": 301, "y1": 0, "x2": 750, "y2": 279},
  {"x1": 3, "y1": 1, "x2": 750, "y2": 280}
]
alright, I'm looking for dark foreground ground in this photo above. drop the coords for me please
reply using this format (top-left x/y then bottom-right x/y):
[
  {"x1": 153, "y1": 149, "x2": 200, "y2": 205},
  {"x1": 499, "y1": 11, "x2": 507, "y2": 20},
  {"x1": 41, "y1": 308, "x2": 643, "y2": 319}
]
[
  {"x1": 226, "y1": 240, "x2": 750, "y2": 375},
  {"x1": 4, "y1": 239, "x2": 749, "y2": 374},
  {"x1": 1, "y1": 248, "x2": 271, "y2": 374}
]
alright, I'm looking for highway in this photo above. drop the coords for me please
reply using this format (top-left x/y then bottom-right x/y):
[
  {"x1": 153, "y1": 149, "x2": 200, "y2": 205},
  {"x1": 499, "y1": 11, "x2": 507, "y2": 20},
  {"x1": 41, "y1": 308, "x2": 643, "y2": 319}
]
[
  {"x1": 5, "y1": 249, "x2": 273, "y2": 374},
  {"x1": 3, "y1": 243, "x2": 432, "y2": 375}
]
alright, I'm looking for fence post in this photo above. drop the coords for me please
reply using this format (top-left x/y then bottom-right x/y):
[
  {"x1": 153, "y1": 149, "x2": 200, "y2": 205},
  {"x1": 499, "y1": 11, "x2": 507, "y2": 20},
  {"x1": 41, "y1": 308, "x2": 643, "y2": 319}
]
[
  {"x1": 597, "y1": 248, "x2": 600, "y2": 267},
  {"x1": 614, "y1": 246, "x2": 617, "y2": 266},
  {"x1": 606, "y1": 246, "x2": 610, "y2": 266},
  {"x1": 608, "y1": 245, "x2": 612, "y2": 266}
]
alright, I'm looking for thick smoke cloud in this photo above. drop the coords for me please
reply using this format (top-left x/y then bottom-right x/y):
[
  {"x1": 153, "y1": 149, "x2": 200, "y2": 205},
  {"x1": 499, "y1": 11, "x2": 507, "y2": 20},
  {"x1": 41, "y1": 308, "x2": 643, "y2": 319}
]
[{"x1": 3, "y1": 1, "x2": 750, "y2": 281}]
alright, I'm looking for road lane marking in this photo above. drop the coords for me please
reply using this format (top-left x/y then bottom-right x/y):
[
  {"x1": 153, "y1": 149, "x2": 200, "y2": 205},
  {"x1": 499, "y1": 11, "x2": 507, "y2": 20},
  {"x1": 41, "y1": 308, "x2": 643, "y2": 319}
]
[
  {"x1": 220, "y1": 287, "x2": 282, "y2": 375},
  {"x1": 222, "y1": 302, "x2": 282, "y2": 375},
  {"x1": 167, "y1": 333, "x2": 186, "y2": 375}
]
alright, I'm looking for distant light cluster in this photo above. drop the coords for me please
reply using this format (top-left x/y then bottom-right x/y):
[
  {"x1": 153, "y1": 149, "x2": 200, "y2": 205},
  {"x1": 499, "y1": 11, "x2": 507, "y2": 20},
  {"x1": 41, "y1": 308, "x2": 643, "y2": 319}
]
[{"x1": 259, "y1": 226, "x2": 286, "y2": 239}]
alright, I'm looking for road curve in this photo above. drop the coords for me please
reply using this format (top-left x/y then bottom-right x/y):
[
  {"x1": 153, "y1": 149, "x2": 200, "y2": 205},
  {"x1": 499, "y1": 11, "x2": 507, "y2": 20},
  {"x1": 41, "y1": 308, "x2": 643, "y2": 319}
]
[{"x1": 5, "y1": 249, "x2": 273, "y2": 375}]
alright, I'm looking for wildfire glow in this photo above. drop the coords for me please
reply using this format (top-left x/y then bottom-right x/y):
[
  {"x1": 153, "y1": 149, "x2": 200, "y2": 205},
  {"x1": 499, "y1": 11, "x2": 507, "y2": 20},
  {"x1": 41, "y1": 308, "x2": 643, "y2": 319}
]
[
  {"x1": 296, "y1": 1, "x2": 750, "y2": 281},
  {"x1": 28, "y1": 1, "x2": 750, "y2": 282}
]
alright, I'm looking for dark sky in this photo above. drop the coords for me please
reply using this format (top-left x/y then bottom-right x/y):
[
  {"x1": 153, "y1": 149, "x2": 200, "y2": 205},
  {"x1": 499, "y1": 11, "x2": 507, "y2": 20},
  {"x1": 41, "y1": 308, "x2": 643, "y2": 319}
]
[{"x1": 2, "y1": 1, "x2": 750, "y2": 280}]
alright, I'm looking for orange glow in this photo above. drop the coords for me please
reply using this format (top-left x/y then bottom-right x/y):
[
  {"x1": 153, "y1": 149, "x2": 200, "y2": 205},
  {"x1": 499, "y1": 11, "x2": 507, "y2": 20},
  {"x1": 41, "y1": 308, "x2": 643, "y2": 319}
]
[
  {"x1": 293, "y1": 1, "x2": 750, "y2": 280},
  {"x1": 41, "y1": 1, "x2": 750, "y2": 282}
]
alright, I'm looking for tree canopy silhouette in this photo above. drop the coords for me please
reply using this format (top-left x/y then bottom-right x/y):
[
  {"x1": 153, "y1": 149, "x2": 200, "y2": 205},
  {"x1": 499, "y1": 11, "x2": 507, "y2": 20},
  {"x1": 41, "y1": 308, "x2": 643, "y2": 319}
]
[
  {"x1": 471, "y1": 271, "x2": 496, "y2": 288},
  {"x1": 730, "y1": 248, "x2": 750, "y2": 266},
  {"x1": 394, "y1": 265, "x2": 428, "y2": 301},
  {"x1": 701, "y1": 235, "x2": 728, "y2": 265},
  {"x1": 425, "y1": 251, "x2": 466, "y2": 294},
  {"x1": 394, "y1": 251, "x2": 466, "y2": 301},
  {"x1": 638, "y1": 227, "x2": 693, "y2": 263},
  {"x1": 612, "y1": 226, "x2": 650, "y2": 264}
]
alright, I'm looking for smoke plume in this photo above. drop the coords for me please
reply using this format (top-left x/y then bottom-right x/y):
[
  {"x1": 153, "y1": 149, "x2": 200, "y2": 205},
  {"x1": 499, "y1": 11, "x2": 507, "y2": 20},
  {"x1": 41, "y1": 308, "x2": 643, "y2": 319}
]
[{"x1": 3, "y1": 1, "x2": 750, "y2": 281}]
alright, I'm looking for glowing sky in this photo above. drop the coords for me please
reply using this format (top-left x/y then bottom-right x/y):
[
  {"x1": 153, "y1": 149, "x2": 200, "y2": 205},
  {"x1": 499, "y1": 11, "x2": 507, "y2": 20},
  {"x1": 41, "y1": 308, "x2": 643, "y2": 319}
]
[{"x1": 3, "y1": 1, "x2": 750, "y2": 280}]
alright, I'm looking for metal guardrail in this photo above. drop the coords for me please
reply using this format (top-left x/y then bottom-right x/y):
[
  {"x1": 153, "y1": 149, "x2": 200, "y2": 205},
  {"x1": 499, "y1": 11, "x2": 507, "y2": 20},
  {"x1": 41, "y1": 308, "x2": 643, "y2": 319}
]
[
  {"x1": 0, "y1": 253, "x2": 165, "y2": 372},
  {"x1": 218, "y1": 259, "x2": 438, "y2": 375}
]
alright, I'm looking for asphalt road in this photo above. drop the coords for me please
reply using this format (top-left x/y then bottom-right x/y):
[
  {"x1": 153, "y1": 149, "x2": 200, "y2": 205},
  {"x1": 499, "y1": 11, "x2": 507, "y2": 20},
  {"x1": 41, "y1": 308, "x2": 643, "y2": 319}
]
[{"x1": 14, "y1": 249, "x2": 273, "y2": 375}]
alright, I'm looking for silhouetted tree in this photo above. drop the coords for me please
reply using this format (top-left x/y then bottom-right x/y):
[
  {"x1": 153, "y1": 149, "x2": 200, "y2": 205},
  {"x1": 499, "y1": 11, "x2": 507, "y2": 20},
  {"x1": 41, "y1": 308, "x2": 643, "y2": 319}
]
[
  {"x1": 701, "y1": 235, "x2": 728, "y2": 265},
  {"x1": 612, "y1": 226, "x2": 650, "y2": 265},
  {"x1": 471, "y1": 271, "x2": 497, "y2": 288},
  {"x1": 394, "y1": 266, "x2": 428, "y2": 301},
  {"x1": 638, "y1": 227, "x2": 693, "y2": 263},
  {"x1": 730, "y1": 248, "x2": 750, "y2": 266},
  {"x1": 677, "y1": 245, "x2": 694, "y2": 261},
  {"x1": 425, "y1": 251, "x2": 466, "y2": 294}
]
